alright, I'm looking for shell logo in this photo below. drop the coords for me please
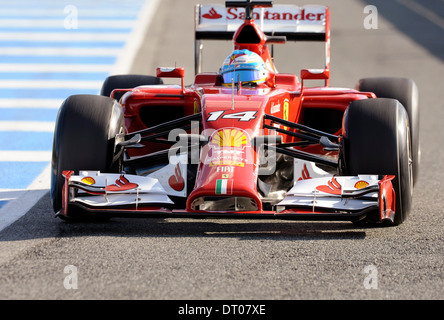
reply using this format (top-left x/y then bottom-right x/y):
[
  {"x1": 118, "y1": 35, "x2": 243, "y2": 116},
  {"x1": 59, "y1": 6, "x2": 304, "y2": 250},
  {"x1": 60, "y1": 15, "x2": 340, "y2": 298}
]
[
  {"x1": 354, "y1": 180, "x2": 369, "y2": 189},
  {"x1": 211, "y1": 129, "x2": 247, "y2": 148},
  {"x1": 81, "y1": 176, "x2": 95, "y2": 185}
]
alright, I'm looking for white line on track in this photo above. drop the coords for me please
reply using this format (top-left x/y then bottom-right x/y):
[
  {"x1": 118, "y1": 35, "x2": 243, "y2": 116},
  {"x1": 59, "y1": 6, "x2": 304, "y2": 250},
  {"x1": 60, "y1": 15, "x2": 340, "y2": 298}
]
[
  {"x1": 0, "y1": 121, "x2": 55, "y2": 132},
  {"x1": 0, "y1": 63, "x2": 112, "y2": 72},
  {"x1": 0, "y1": 99, "x2": 63, "y2": 108},
  {"x1": 0, "y1": 164, "x2": 50, "y2": 232},
  {"x1": 0, "y1": 8, "x2": 140, "y2": 17},
  {"x1": 0, "y1": 32, "x2": 129, "y2": 42},
  {"x1": 0, "y1": 47, "x2": 122, "y2": 56},
  {"x1": 0, "y1": 151, "x2": 52, "y2": 162},
  {"x1": 0, "y1": 80, "x2": 102, "y2": 89},
  {"x1": 0, "y1": 19, "x2": 136, "y2": 28}
]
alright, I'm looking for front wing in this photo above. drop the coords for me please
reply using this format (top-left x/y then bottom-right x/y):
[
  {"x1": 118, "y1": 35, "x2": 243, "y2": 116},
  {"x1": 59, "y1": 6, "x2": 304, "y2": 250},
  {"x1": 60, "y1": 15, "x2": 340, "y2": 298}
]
[{"x1": 59, "y1": 162, "x2": 396, "y2": 224}]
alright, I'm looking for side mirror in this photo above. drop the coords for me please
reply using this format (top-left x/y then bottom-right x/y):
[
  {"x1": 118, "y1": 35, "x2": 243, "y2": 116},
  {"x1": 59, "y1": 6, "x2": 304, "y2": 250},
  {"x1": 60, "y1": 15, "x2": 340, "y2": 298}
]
[
  {"x1": 156, "y1": 67, "x2": 185, "y2": 93},
  {"x1": 300, "y1": 68, "x2": 330, "y2": 80},
  {"x1": 156, "y1": 67, "x2": 185, "y2": 79},
  {"x1": 300, "y1": 68, "x2": 330, "y2": 89}
]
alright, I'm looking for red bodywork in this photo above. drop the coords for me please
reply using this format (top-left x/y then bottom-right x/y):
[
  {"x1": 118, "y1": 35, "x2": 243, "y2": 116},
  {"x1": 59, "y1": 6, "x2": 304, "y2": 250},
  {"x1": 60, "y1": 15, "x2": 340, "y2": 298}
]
[
  {"x1": 62, "y1": 3, "x2": 396, "y2": 222},
  {"x1": 116, "y1": 13, "x2": 382, "y2": 213}
]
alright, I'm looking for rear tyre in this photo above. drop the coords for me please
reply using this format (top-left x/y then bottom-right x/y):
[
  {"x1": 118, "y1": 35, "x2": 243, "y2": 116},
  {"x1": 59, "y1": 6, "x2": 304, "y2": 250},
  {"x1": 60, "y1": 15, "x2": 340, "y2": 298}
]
[
  {"x1": 51, "y1": 94, "x2": 125, "y2": 218},
  {"x1": 356, "y1": 77, "x2": 420, "y2": 185},
  {"x1": 100, "y1": 74, "x2": 163, "y2": 101},
  {"x1": 342, "y1": 98, "x2": 413, "y2": 225}
]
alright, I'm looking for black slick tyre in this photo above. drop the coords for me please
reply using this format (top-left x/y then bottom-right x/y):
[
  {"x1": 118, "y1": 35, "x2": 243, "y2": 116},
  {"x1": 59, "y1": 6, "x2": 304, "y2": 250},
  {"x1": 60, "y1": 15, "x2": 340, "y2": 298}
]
[
  {"x1": 50, "y1": 94, "x2": 125, "y2": 217},
  {"x1": 356, "y1": 77, "x2": 420, "y2": 185},
  {"x1": 342, "y1": 98, "x2": 413, "y2": 225}
]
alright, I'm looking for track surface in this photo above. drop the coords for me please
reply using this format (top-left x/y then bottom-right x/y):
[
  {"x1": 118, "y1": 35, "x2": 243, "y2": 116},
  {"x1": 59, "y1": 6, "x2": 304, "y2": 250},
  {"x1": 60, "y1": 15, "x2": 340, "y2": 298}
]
[{"x1": 0, "y1": 0, "x2": 443, "y2": 300}]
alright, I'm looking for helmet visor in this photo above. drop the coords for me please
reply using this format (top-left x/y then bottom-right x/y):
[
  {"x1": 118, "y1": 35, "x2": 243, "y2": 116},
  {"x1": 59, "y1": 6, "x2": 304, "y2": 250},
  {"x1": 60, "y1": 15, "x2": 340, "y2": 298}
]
[{"x1": 221, "y1": 69, "x2": 266, "y2": 85}]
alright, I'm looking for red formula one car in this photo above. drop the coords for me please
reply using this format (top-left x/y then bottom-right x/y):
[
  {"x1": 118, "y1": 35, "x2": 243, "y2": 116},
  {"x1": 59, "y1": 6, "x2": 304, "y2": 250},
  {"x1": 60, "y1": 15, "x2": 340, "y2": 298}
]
[{"x1": 51, "y1": 1, "x2": 419, "y2": 226}]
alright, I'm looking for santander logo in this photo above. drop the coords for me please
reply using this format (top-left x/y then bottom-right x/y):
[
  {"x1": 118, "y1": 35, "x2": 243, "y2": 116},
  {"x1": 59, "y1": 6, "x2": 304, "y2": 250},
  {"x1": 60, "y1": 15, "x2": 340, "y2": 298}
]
[
  {"x1": 202, "y1": 7, "x2": 222, "y2": 19},
  {"x1": 106, "y1": 175, "x2": 138, "y2": 192},
  {"x1": 168, "y1": 163, "x2": 185, "y2": 191},
  {"x1": 201, "y1": 7, "x2": 325, "y2": 22},
  {"x1": 316, "y1": 177, "x2": 342, "y2": 195}
]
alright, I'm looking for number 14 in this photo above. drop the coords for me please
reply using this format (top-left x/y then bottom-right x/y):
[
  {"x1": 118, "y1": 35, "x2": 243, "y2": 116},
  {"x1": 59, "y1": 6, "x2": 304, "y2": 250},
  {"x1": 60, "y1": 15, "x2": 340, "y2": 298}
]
[{"x1": 207, "y1": 111, "x2": 257, "y2": 122}]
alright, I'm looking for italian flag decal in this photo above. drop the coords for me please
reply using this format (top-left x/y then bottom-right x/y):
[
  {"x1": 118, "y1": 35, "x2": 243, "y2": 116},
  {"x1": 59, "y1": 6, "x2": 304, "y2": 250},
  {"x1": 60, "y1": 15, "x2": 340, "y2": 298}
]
[{"x1": 215, "y1": 179, "x2": 233, "y2": 195}]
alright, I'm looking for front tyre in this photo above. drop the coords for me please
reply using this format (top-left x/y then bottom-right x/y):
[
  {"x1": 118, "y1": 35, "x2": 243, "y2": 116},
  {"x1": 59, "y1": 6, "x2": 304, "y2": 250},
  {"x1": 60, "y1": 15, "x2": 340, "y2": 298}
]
[
  {"x1": 356, "y1": 77, "x2": 420, "y2": 185},
  {"x1": 342, "y1": 98, "x2": 413, "y2": 225},
  {"x1": 50, "y1": 94, "x2": 125, "y2": 216}
]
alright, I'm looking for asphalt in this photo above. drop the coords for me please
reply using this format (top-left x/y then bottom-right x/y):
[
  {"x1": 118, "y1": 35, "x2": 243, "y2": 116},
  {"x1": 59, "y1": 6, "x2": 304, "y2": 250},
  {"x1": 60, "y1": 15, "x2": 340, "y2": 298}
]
[{"x1": 0, "y1": 0, "x2": 443, "y2": 302}]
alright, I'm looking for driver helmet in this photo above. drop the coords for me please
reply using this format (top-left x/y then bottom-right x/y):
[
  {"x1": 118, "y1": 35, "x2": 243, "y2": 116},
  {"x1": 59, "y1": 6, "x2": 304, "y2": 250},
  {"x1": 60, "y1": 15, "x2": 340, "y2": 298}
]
[{"x1": 220, "y1": 49, "x2": 268, "y2": 86}]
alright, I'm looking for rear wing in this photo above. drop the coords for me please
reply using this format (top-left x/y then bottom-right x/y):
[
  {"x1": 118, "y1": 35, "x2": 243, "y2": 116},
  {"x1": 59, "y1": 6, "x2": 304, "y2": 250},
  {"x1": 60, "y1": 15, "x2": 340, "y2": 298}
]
[{"x1": 194, "y1": 4, "x2": 330, "y2": 74}]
